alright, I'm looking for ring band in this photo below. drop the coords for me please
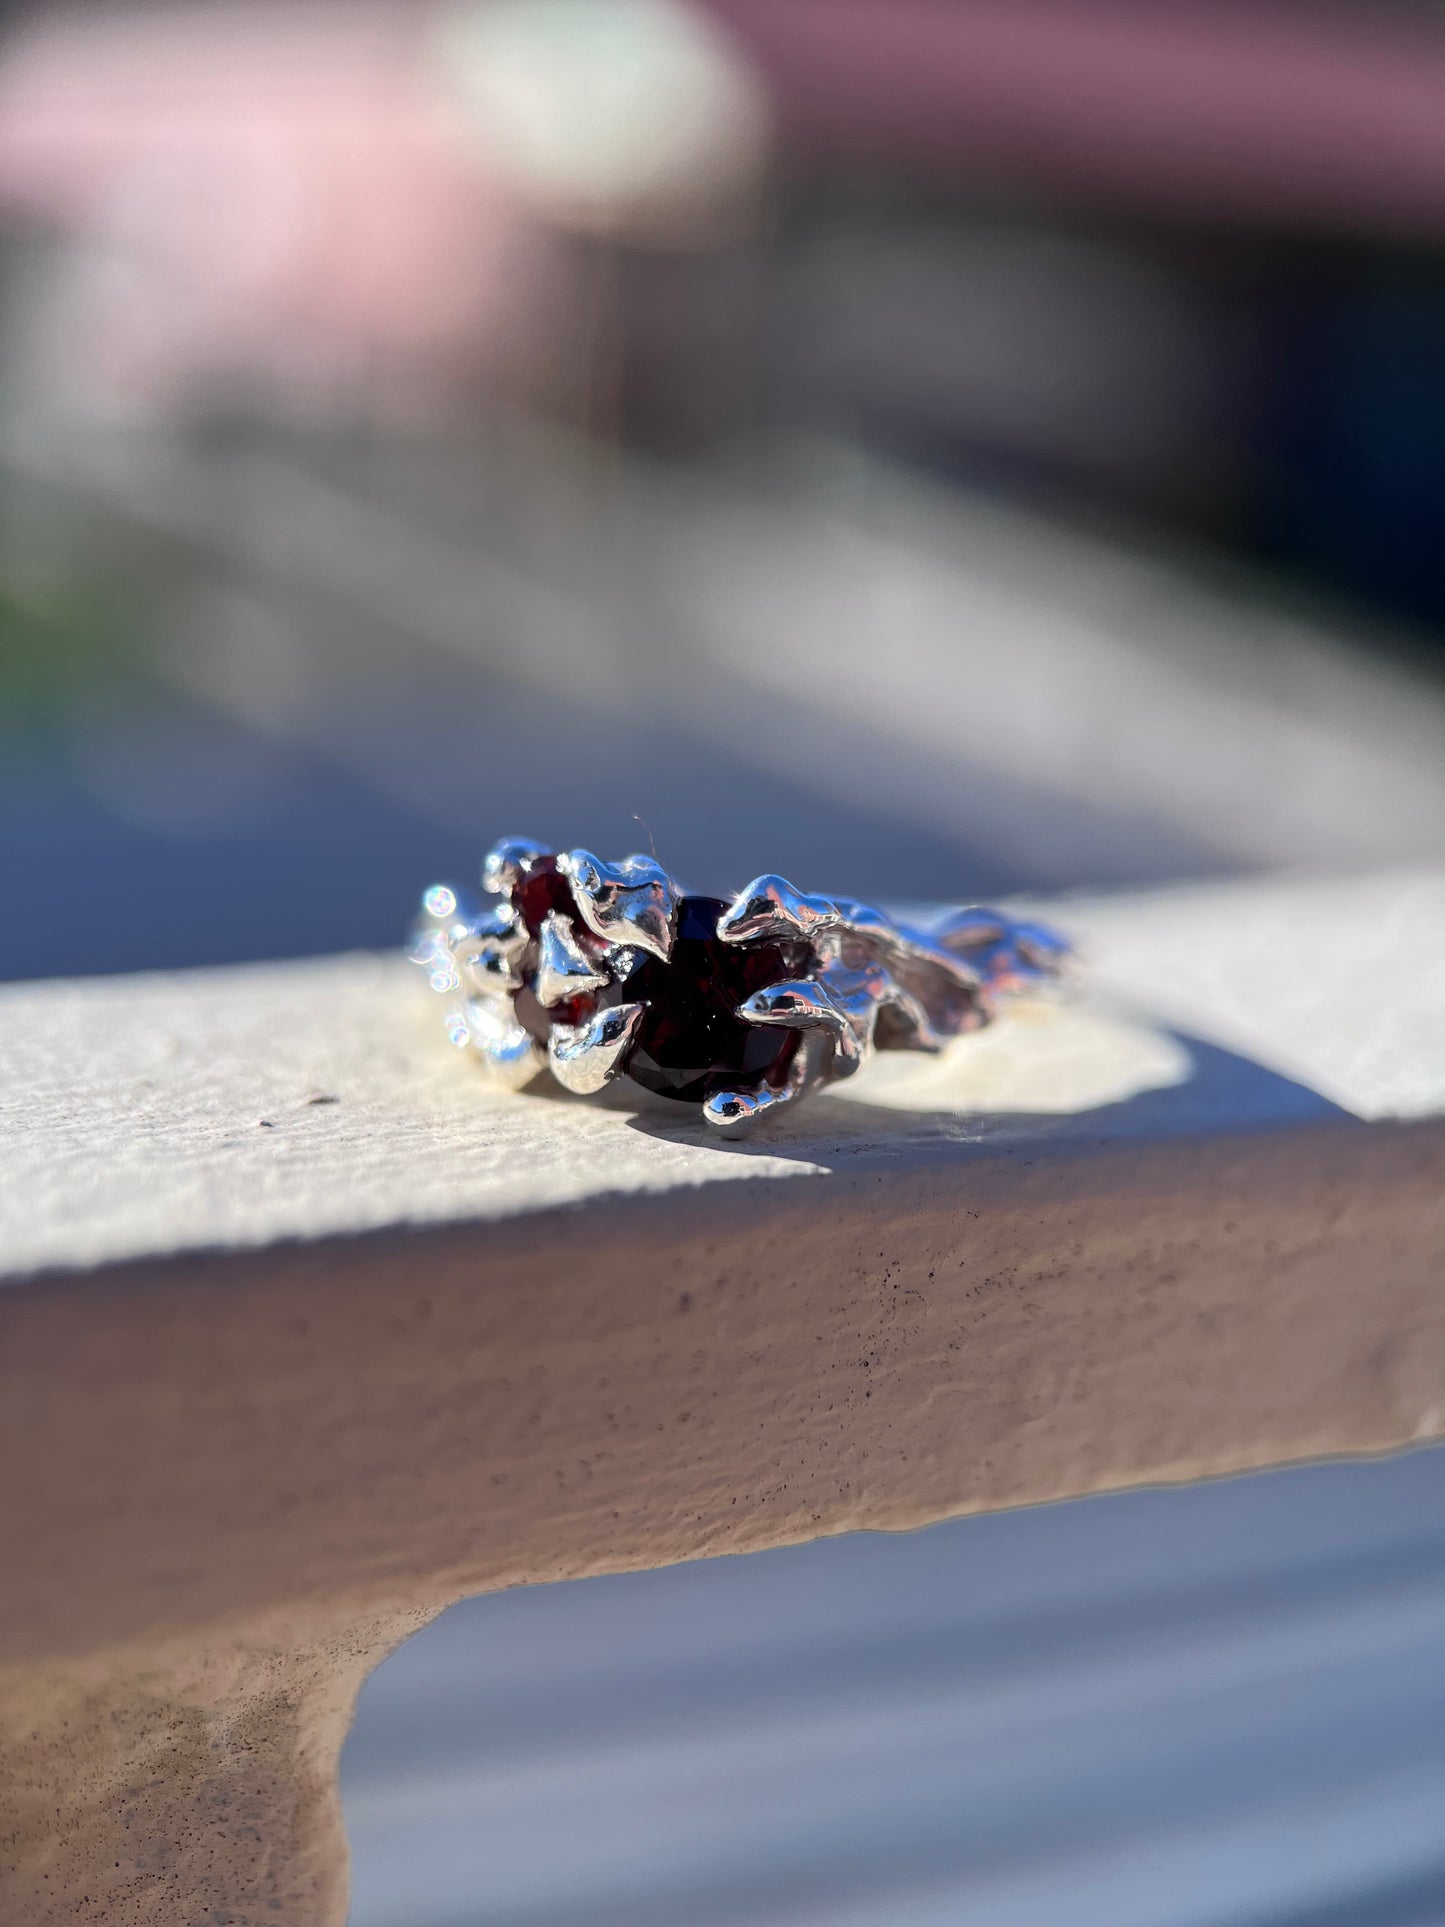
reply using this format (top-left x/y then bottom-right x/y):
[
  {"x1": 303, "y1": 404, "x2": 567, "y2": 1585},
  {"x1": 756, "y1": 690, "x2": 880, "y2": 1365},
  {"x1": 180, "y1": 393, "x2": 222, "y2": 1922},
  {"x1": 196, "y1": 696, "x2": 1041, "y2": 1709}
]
[{"x1": 412, "y1": 837, "x2": 1069, "y2": 1133}]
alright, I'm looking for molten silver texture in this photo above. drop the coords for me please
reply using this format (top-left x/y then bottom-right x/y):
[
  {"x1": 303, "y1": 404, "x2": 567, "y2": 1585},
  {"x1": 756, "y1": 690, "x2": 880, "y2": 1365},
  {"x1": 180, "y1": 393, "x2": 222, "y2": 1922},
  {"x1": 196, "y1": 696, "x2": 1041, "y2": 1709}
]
[{"x1": 412, "y1": 839, "x2": 1069, "y2": 1133}]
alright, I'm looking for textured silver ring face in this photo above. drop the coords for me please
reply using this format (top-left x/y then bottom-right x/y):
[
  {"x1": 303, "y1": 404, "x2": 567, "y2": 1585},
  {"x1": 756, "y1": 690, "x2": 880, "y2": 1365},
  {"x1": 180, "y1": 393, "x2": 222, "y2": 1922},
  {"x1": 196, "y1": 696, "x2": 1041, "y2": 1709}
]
[{"x1": 411, "y1": 837, "x2": 1069, "y2": 1134}]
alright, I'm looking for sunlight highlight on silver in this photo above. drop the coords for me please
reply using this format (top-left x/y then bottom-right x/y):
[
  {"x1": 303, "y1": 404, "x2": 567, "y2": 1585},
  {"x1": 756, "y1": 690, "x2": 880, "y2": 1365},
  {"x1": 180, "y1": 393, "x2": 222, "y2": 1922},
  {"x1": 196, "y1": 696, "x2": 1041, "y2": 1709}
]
[{"x1": 412, "y1": 836, "x2": 1070, "y2": 1131}]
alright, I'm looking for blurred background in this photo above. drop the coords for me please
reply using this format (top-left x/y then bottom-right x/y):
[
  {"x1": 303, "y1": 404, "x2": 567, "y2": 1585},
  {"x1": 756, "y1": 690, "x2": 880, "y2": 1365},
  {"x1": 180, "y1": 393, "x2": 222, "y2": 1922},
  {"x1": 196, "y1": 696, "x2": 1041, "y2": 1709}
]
[
  {"x1": 3, "y1": 0, "x2": 1445, "y2": 977},
  {"x1": 2, "y1": 2, "x2": 1443, "y2": 1921},
  {"x1": 344, "y1": 1451, "x2": 1445, "y2": 1927}
]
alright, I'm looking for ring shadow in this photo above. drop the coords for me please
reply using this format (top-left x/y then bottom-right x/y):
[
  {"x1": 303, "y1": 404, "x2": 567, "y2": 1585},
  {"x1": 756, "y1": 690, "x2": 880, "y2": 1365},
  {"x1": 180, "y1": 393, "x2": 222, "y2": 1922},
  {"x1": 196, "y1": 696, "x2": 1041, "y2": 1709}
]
[{"x1": 616, "y1": 1026, "x2": 1354, "y2": 1177}]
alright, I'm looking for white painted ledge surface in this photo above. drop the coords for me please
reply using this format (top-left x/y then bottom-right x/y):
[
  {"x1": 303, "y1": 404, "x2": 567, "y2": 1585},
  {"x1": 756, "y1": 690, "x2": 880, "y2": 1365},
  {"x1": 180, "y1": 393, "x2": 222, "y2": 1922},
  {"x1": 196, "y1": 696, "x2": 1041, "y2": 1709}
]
[
  {"x1": 3, "y1": 867, "x2": 1442, "y2": 1280},
  {"x1": 1, "y1": 866, "x2": 1442, "y2": 1675}
]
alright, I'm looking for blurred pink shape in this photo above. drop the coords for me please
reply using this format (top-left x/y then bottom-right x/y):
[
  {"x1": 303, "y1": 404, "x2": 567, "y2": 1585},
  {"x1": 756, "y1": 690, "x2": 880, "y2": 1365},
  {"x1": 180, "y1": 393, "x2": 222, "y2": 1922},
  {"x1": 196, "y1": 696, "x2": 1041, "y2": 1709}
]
[
  {"x1": 0, "y1": 6, "x2": 554, "y2": 415},
  {"x1": 712, "y1": 0, "x2": 1445, "y2": 231},
  {"x1": 9, "y1": 0, "x2": 1445, "y2": 422}
]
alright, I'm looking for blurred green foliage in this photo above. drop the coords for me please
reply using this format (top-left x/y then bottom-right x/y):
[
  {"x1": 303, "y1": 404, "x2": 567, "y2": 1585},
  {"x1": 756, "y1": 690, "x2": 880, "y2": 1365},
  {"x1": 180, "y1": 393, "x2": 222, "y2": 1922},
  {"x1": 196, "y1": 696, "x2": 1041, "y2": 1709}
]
[{"x1": 0, "y1": 571, "x2": 147, "y2": 731}]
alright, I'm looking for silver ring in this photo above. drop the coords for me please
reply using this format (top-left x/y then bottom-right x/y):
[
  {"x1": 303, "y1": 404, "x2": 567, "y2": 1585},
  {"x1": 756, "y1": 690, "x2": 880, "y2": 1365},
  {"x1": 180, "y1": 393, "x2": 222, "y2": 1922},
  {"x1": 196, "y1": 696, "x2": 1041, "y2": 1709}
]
[{"x1": 411, "y1": 837, "x2": 1069, "y2": 1134}]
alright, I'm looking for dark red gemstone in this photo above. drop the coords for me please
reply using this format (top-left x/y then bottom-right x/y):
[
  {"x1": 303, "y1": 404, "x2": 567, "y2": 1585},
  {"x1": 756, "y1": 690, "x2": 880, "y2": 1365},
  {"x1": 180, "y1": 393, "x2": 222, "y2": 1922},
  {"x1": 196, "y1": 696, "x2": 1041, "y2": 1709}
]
[
  {"x1": 603, "y1": 896, "x2": 810, "y2": 1104},
  {"x1": 509, "y1": 856, "x2": 608, "y2": 1047},
  {"x1": 514, "y1": 981, "x2": 596, "y2": 1046},
  {"x1": 513, "y1": 856, "x2": 576, "y2": 938}
]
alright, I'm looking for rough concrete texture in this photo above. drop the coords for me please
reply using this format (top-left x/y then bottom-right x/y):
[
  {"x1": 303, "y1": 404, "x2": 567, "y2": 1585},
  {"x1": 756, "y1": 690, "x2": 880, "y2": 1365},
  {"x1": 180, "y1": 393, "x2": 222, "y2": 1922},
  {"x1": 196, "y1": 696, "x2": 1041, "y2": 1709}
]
[
  {"x1": 1, "y1": 869, "x2": 1442, "y2": 1924},
  {"x1": 1, "y1": 868, "x2": 1441, "y2": 1281},
  {"x1": 0, "y1": 1612, "x2": 432, "y2": 1925}
]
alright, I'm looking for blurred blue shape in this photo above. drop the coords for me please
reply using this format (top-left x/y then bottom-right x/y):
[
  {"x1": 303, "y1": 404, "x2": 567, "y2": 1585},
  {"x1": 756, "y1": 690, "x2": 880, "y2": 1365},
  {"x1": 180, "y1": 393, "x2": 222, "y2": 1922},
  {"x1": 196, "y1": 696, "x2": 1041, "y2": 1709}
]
[
  {"x1": 0, "y1": 682, "x2": 1021, "y2": 982},
  {"x1": 344, "y1": 1446, "x2": 1445, "y2": 1927}
]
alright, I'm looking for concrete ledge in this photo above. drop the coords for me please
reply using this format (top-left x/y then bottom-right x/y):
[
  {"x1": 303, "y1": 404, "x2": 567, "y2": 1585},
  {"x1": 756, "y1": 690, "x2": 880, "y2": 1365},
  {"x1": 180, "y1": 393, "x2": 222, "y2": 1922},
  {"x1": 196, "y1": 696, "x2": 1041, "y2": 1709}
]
[
  {"x1": 1, "y1": 868, "x2": 1442, "y2": 1924},
  {"x1": 3, "y1": 866, "x2": 1444, "y2": 1660}
]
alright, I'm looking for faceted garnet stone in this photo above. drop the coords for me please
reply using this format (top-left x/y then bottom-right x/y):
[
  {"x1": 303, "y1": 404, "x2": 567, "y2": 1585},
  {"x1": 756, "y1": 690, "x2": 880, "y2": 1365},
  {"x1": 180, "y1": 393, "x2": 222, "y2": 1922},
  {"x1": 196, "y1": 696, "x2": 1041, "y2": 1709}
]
[
  {"x1": 611, "y1": 897, "x2": 808, "y2": 1104},
  {"x1": 507, "y1": 861, "x2": 810, "y2": 1105},
  {"x1": 513, "y1": 855, "x2": 575, "y2": 939},
  {"x1": 510, "y1": 856, "x2": 592, "y2": 1044}
]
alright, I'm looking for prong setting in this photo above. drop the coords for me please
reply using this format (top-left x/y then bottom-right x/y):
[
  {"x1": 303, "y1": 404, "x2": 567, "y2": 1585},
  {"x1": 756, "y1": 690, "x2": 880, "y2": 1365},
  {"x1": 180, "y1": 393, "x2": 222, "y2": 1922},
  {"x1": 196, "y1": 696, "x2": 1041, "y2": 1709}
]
[
  {"x1": 560, "y1": 850, "x2": 679, "y2": 961},
  {"x1": 549, "y1": 1002, "x2": 647, "y2": 1094},
  {"x1": 702, "y1": 1040, "x2": 812, "y2": 1136},
  {"x1": 716, "y1": 875, "x2": 834, "y2": 945},
  {"x1": 535, "y1": 912, "x2": 609, "y2": 1008},
  {"x1": 454, "y1": 904, "x2": 529, "y2": 995},
  {"x1": 460, "y1": 995, "x2": 545, "y2": 1090},
  {"x1": 740, "y1": 959, "x2": 899, "y2": 1075},
  {"x1": 483, "y1": 836, "x2": 552, "y2": 897},
  {"x1": 414, "y1": 840, "x2": 1068, "y2": 1126}
]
